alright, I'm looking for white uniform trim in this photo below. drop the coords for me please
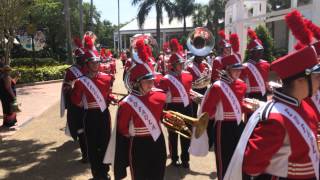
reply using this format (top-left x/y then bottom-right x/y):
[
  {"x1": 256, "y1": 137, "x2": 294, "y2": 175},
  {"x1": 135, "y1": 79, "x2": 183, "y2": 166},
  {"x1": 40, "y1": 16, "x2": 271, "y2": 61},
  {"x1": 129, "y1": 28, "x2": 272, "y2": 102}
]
[
  {"x1": 123, "y1": 94, "x2": 161, "y2": 141},
  {"x1": 164, "y1": 74, "x2": 190, "y2": 107},
  {"x1": 246, "y1": 62, "x2": 266, "y2": 96}
]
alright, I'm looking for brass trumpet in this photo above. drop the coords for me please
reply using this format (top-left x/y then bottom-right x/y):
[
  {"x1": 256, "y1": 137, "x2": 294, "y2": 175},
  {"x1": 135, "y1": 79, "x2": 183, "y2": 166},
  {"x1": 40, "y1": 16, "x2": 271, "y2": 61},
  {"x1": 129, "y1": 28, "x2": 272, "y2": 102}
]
[{"x1": 162, "y1": 110, "x2": 209, "y2": 139}]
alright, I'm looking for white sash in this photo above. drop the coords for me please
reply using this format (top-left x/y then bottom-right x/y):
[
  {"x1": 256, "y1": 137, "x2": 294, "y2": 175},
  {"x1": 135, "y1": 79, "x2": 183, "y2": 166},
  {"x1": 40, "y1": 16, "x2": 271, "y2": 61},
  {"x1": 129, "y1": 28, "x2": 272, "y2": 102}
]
[
  {"x1": 246, "y1": 62, "x2": 266, "y2": 96},
  {"x1": 69, "y1": 66, "x2": 83, "y2": 78},
  {"x1": 271, "y1": 103, "x2": 319, "y2": 180},
  {"x1": 60, "y1": 66, "x2": 84, "y2": 117},
  {"x1": 189, "y1": 63, "x2": 201, "y2": 78},
  {"x1": 79, "y1": 76, "x2": 107, "y2": 112},
  {"x1": 123, "y1": 95, "x2": 161, "y2": 141},
  {"x1": 311, "y1": 90, "x2": 320, "y2": 115},
  {"x1": 224, "y1": 102, "x2": 319, "y2": 180},
  {"x1": 216, "y1": 81, "x2": 242, "y2": 124},
  {"x1": 164, "y1": 74, "x2": 190, "y2": 107}
]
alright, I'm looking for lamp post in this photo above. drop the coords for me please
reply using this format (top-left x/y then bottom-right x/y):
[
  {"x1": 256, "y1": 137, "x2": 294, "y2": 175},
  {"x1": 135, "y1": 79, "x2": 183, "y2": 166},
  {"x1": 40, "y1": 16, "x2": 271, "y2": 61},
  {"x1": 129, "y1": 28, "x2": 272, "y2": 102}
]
[
  {"x1": 64, "y1": 0, "x2": 73, "y2": 64},
  {"x1": 118, "y1": 0, "x2": 120, "y2": 56}
]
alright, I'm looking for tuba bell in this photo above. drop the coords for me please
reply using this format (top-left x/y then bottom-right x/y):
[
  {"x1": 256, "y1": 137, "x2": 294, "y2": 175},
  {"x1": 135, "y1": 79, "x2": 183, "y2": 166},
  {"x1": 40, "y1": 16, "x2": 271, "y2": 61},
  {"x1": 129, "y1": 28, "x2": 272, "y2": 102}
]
[
  {"x1": 162, "y1": 111, "x2": 209, "y2": 139},
  {"x1": 186, "y1": 27, "x2": 215, "y2": 57},
  {"x1": 186, "y1": 28, "x2": 214, "y2": 89}
]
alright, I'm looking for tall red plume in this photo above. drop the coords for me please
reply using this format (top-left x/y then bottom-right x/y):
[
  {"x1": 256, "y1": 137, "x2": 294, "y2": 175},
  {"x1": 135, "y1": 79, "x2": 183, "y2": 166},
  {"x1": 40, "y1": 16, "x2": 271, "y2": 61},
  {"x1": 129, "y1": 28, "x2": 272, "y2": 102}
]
[
  {"x1": 229, "y1": 33, "x2": 240, "y2": 53},
  {"x1": 218, "y1": 30, "x2": 226, "y2": 39},
  {"x1": 170, "y1": 38, "x2": 180, "y2": 50},
  {"x1": 163, "y1": 42, "x2": 169, "y2": 50},
  {"x1": 285, "y1": 10, "x2": 312, "y2": 45},
  {"x1": 73, "y1": 37, "x2": 83, "y2": 48},
  {"x1": 247, "y1": 28, "x2": 257, "y2": 40},
  {"x1": 145, "y1": 44, "x2": 153, "y2": 57},
  {"x1": 84, "y1": 36, "x2": 94, "y2": 50},
  {"x1": 178, "y1": 45, "x2": 184, "y2": 52},
  {"x1": 304, "y1": 19, "x2": 320, "y2": 40},
  {"x1": 100, "y1": 48, "x2": 105, "y2": 57},
  {"x1": 136, "y1": 39, "x2": 149, "y2": 62},
  {"x1": 106, "y1": 50, "x2": 112, "y2": 57},
  {"x1": 294, "y1": 41, "x2": 306, "y2": 50}
]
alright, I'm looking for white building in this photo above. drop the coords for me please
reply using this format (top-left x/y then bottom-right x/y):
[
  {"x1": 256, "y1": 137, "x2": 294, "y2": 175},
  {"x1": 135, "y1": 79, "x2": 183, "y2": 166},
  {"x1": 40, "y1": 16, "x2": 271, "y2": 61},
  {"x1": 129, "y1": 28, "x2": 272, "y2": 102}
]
[
  {"x1": 225, "y1": 0, "x2": 320, "y2": 57},
  {"x1": 113, "y1": 17, "x2": 193, "y2": 50}
]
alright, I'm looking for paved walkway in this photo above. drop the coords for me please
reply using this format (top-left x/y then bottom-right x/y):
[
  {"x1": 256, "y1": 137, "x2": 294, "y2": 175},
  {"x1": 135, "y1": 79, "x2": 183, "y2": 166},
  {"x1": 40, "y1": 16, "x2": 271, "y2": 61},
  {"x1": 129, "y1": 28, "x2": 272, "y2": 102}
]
[{"x1": 0, "y1": 81, "x2": 62, "y2": 137}]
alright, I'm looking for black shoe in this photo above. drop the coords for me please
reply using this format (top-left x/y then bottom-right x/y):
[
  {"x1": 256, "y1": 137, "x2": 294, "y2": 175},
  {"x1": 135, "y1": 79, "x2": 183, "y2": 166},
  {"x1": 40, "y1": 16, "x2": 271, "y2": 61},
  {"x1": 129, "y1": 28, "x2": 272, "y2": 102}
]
[
  {"x1": 182, "y1": 162, "x2": 190, "y2": 169},
  {"x1": 3, "y1": 120, "x2": 17, "y2": 128},
  {"x1": 171, "y1": 160, "x2": 181, "y2": 167}
]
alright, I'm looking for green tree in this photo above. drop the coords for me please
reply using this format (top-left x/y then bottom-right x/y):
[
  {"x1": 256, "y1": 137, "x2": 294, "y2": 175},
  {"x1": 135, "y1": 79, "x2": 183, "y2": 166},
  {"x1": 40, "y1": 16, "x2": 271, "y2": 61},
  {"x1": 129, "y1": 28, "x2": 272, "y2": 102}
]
[
  {"x1": 0, "y1": 0, "x2": 33, "y2": 65},
  {"x1": 245, "y1": 25, "x2": 275, "y2": 62},
  {"x1": 131, "y1": 0, "x2": 175, "y2": 46},
  {"x1": 174, "y1": 0, "x2": 194, "y2": 36},
  {"x1": 255, "y1": 25, "x2": 275, "y2": 62},
  {"x1": 191, "y1": 3, "x2": 206, "y2": 27}
]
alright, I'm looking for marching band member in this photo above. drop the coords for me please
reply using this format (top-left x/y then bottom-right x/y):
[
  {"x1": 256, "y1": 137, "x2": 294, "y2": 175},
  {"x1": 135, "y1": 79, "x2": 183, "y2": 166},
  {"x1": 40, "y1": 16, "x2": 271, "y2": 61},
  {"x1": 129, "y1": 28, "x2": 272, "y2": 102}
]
[
  {"x1": 211, "y1": 30, "x2": 232, "y2": 82},
  {"x1": 117, "y1": 63, "x2": 167, "y2": 180},
  {"x1": 224, "y1": 10, "x2": 320, "y2": 180},
  {"x1": 71, "y1": 36, "x2": 115, "y2": 180},
  {"x1": 241, "y1": 28, "x2": 270, "y2": 102},
  {"x1": 157, "y1": 42, "x2": 171, "y2": 75},
  {"x1": 200, "y1": 54, "x2": 250, "y2": 180},
  {"x1": 60, "y1": 37, "x2": 88, "y2": 163},
  {"x1": 159, "y1": 53, "x2": 193, "y2": 168}
]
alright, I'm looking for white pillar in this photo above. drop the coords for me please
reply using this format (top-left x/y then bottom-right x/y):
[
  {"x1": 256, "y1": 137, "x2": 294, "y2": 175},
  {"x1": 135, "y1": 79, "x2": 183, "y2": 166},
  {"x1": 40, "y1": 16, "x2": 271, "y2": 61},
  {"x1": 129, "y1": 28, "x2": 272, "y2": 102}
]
[
  {"x1": 124, "y1": 35, "x2": 127, "y2": 49},
  {"x1": 312, "y1": 0, "x2": 320, "y2": 26},
  {"x1": 288, "y1": 0, "x2": 298, "y2": 52},
  {"x1": 235, "y1": 0, "x2": 247, "y2": 60},
  {"x1": 120, "y1": 34, "x2": 123, "y2": 50}
]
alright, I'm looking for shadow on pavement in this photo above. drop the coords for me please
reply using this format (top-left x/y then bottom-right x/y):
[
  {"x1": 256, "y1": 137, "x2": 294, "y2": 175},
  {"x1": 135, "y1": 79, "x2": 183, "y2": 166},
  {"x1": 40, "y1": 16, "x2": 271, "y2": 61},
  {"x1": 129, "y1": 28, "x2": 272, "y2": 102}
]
[
  {"x1": 0, "y1": 139, "x2": 89, "y2": 180},
  {"x1": 165, "y1": 163, "x2": 217, "y2": 180}
]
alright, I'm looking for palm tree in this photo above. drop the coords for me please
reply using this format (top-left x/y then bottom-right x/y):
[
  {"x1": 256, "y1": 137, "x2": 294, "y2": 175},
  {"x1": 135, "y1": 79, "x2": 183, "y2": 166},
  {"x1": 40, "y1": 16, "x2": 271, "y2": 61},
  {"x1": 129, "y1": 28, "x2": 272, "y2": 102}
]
[
  {"x1": 191, "y1": 3, "x2": 206, "y2": 27},
  {"x1": 174, "y1": 0, "x2": 195, "y2": 36},
  {"x1": 132, "y1": 0, "x2": 175, "y2": 46}
]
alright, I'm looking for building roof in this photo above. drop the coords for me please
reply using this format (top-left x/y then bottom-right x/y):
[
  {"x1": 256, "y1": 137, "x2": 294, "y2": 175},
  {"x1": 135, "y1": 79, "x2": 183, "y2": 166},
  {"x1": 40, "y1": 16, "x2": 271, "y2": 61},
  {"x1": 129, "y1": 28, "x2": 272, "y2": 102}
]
[{"x1": 120, "y1": 16, "x2": 193, "y2": 32}]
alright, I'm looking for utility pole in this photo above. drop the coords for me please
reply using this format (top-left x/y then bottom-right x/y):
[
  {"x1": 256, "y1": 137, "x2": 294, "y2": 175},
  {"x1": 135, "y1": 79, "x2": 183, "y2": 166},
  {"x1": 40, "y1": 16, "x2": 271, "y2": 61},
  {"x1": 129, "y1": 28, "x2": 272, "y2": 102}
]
[
  {"x1": 79, "y1": 0, "x2": 84, "y2": 36},
  {"x1": 64, "y1": 0, "x2": 73, "y2": 64}
]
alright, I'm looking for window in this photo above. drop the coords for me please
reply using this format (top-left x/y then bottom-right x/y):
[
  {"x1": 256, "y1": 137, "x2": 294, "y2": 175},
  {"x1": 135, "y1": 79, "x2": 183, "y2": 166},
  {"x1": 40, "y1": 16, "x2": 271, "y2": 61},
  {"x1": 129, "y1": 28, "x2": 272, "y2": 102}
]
[{"x1": 298, "y1": 0, "x2": 312, "y2": 6}]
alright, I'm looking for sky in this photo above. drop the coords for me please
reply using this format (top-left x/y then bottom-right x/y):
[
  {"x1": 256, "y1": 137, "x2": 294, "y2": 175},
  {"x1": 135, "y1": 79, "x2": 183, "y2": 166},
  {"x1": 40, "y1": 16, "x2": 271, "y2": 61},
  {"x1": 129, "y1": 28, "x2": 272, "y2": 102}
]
[{"x1": 83, "y1": 0, "x2": 210, "y2": 25}]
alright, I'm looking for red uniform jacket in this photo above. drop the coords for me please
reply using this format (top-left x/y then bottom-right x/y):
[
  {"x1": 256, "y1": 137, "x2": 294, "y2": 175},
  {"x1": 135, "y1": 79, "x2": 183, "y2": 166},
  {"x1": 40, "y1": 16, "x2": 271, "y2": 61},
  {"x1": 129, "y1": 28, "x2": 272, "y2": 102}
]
[
  {"x1": 241, "y1": 59, "x2": 270, "y2": 94},
  {"x1": 63, "y1": 65, "x2": 87, "y2": 86},
  {"x1": 158, "y1": 71, "x2": 193, "y2": 104},
  {"x1": 200, "y1": 78, "x2": 249, "y2": 121},
  {"x1": 211, "y1": 56, "x2": 223, "y2": 82},
  {"x1": 243, "y1": 90, "x2": 319, "y2": 179},
  {"x1": 117, "y1": 90, "x2": 167, "y2": 137},
  {"x1": 71, "y1": 72, "x2": 115, "y2": 109},
  {"x1": 186, "y1": 61, "x2": 208, "y2": 81}
]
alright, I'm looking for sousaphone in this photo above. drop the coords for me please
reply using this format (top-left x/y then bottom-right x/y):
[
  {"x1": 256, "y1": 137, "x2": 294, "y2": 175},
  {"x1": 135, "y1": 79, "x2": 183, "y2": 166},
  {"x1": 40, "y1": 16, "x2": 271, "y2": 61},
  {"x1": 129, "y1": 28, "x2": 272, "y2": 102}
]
[{"x1": 186, "y1": 27, "x2": 215, "y2": 57}]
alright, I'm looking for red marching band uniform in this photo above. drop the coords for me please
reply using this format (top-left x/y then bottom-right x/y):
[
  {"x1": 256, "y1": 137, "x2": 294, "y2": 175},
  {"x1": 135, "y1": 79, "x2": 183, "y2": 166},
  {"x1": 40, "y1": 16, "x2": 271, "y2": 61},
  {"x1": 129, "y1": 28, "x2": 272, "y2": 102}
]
[
  {"x1": 224, "y1": 10, "x2": 320, "y2": 180},
  {"x1": 71, "y1": 35, "x2": 115, "y2": 180},
  {"x1": 116, "y1": 64, "x2": 167, "y2": 180},
  {"x1": 241, "y1": 28, "x2": 270, "y2": 101},
  {"x1": 211, "y1": 30, "x2": 232, "y2": 82},
  {"x1": 159, "y1": 52, "x2": 193, "y2": 168},
  {"x1": 199, "y1": 54, "x2": 251, "y2": 180},
  {"x1": 60, "y1": 37, "x2": 88, "y2": 162}
]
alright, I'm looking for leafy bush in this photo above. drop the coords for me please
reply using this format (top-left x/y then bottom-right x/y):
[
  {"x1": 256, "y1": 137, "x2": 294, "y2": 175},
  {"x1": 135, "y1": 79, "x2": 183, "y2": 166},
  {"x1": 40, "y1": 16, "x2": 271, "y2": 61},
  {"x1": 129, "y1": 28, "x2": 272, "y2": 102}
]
[
  {"x1": 10, "y1": 58, "x2": 63, "y2": 67},
  {"x1": 12, "y1": 65, "x2": 69, "y2": 84}
]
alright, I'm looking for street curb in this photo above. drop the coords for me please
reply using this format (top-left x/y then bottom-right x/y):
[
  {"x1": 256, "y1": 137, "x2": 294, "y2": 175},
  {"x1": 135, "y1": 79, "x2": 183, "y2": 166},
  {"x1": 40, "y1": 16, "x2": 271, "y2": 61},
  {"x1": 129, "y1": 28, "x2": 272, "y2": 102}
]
[{"x1": 16, "y1": 79, "x2": 63, "y2": 88}]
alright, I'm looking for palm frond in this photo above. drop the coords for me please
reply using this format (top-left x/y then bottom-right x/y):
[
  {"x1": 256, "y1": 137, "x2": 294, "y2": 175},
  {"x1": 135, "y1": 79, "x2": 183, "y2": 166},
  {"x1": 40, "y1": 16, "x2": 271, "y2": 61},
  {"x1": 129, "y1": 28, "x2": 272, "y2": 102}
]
[{"x1": 136, "y1": 0, "x2": 154, "y2": 28}]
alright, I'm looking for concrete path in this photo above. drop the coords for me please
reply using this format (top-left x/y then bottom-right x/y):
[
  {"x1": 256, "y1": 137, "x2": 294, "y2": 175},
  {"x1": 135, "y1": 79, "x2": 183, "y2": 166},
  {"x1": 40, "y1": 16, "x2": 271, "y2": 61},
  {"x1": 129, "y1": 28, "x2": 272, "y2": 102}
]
[{"x1": 0, "y1": 81, "x2": 62, "y2": 137}]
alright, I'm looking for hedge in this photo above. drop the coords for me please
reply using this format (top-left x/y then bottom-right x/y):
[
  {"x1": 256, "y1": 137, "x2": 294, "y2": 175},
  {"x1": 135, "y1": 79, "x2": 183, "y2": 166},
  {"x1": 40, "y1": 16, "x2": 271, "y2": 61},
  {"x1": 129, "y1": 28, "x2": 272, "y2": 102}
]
[
  {"x1": 12, "y1": 65, "x2": 69, "y2": 84},
  {"x1": 10, "y1": 58, "x2": 63, "y2": 67}
]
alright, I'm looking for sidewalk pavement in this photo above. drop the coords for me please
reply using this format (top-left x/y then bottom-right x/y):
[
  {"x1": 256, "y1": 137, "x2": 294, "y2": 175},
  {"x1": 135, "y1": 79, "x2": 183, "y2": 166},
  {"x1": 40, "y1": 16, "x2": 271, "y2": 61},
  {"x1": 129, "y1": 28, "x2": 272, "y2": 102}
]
[{"x1": 0, "y1": 81, "x2": 62, "y2": 137}]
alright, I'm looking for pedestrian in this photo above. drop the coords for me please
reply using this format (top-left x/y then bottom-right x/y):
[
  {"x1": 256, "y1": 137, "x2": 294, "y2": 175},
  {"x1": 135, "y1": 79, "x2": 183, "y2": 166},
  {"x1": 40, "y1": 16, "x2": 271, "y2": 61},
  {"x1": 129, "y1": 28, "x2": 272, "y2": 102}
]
[{"x1": 0, "y1": 65, "x2": 19, "y2": 127}]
